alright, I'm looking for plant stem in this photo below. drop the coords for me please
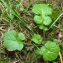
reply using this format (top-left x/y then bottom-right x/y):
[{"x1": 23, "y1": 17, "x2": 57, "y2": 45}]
[
  {"x1": 22, "y1": 42, "x2": 40, "y2": 49},
  {"x1": 22, "y1": 42, "x2": 33, "y2": 45},
  {"x1": 50, "y1": 13, "x2": 63, "y2": 28},
  {"x1": 33, "y1": 43, "x2": 40, "y2": 49}
]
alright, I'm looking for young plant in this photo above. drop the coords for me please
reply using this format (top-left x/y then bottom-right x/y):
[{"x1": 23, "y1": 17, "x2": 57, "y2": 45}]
[
  {"x1": 32, "y1": 4, "x2": 52, "y2": 31},
  {"x1": 3, "y1": 30, "x2": 25, "y2": 51},
  {"x1": 31, "y1": 33, "x2": 60, "y2": 61},
  {"x1": 36, "y1": 41, "x2": 60, "y2": 61},
  {"x1": 31, "y1": 33, "x2": 43, "y2": 44}
]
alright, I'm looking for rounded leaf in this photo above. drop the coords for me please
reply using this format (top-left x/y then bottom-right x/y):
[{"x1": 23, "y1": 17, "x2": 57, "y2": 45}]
[
  {"x1": 39, "y1": 24, "x2": 44, "y2": 29},
  {"x1": 4, "y1": 40, "x2": 24, "y2": 51},
  {"x1": 3, "y1": 30, "x2": 24, "y2": 51},
  {"x1": 34, "y1": 15, "x2": 43, "y2": 24},
  {"x1": 39, "y1": 24, "x2": 48, "y2": 31},
  {"x1": 32, "y1": 4, "x2": 52, "y2": 15},
  {"x1": 43, "y1": 16, "x2": 52, "y2": 25},
  {"x1": 18, "y1": 33, "x2": 25, "y2": 40},
  {"x1": 32, "y1": 4, "x2": 42, "y2": 14},
  {"x1": 41, "y1": 42, "x2": 60, "y2": 61},
  {"x1": 31, "y1": 34, "x2": 43, "y2": 44}
]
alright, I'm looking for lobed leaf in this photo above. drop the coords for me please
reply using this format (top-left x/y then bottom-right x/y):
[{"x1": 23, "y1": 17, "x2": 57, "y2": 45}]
[
  {"x1": 40, "y1": 42, "x2": 60, "y2": 61},
  {"x1": 39, "y1": 24, "x2": 48, "y2": 31},
  {"x1": 43, "y1": 16, "x2": 52, "y2": 25},
  {"x1": 3, "y1": 30, "x2": 25, "y2": 51},
  {"x1": 32, "y1": 4, "x2": 52, "y2": 15},
  {"x1": 31, "y1": 34, "x2": 43, "y2": 44},
  {"x1": 32, "y1": 4, "x2": 52, "y2": 31},
  {"x1": 34, "y1": 15, "x2": 43, "y2": 24},
  {"x1": 18, "y1": 33, "x2": 25, "y2": 40}
]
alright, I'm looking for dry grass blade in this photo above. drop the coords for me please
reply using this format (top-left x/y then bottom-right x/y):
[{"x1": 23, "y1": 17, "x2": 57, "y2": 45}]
[{"x1": 59, "y1": 52, "x2": 63, "y2": 63}]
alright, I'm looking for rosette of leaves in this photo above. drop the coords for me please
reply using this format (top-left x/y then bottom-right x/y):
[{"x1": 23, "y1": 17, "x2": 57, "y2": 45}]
[
  {"x1": 31, "y1": 33, "x2": 43, "y2": 44},
  {"x1": 36, "y1": 41, "x2": 60, "y2": 61},
  {"x1": 3, "y1": 30, "x2": 25, "y2": 51},
  {"x1": 32, "y1": 4, "x2": 52, "y2": 31}
]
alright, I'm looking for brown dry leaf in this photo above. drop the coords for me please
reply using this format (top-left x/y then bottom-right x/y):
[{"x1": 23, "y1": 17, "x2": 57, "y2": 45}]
[{"x1": 25, "y1": 46, "x2": 34, "y2": 51}]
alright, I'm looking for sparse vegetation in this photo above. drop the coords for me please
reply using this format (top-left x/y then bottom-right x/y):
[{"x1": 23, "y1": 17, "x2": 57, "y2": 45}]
[{"x1": 0, "y1": 0, "x2": 63, "y2": 63}]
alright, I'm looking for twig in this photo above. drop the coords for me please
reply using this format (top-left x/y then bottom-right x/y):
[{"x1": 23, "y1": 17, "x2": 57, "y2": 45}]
[
  {"x1": 58, "y1": 23, "x2": 62, "y2": 42},
  {"x1": 59, "y1": 52, "x2": 63, "y2": 63},
  {"x1": 57, "y1": 23, "x2": 63, "y2": 63}
]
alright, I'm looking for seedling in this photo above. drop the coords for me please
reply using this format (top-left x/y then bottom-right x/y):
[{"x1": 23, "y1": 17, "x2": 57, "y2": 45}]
[
  {"x1": 3, "y1": 30, "x2": 25, "y2": 51},
  {"x1": 3, "y1": 30, "x2": 60, "y2": 61},
  {"x1": 31, "y1": 33, "x2": 60, "y2": 61},
  {"x1": 32, "y1": 4, "x2": 52, "y2": 31},
  {"x1": 31, "y1": 33, "x2": 43, "y2": 44},
  {"x1": 36, "y1": 41, "x2": 60, "y2": 61}
]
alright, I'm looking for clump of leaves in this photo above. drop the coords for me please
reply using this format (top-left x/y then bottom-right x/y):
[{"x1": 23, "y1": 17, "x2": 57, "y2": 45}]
[
  {"x1": 3, "y1": 30, "x2": 25, "y2": 51},
  {"x1": 36, "y1": 41, "x2": 60, "y2": 61},
  {"x1": 31, "y1": 33, "x2": 43, "y2": 44},
  {"x1": 32, "y1": 4, "x2": 52, "y2": 31}
]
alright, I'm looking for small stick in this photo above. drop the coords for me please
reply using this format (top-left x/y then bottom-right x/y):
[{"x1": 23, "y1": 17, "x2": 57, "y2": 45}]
[{"x1": 59, "y1": 52, "x2": 63, "y2": 63}]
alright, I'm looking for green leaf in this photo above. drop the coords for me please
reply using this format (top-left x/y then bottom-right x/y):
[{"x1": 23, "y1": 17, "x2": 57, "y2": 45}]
[
  {"x1": 39, "y1": 24, "x2": 48, "y2": 31},
  {"x1": 3, "y1": 30, "x2": 24, "y2": 51},
  {"x1": 18, "y1": 33, "x2": 25, "y2": 40},
  {"x1": 32, "y1": 4, "x2": 52, "y2": 31},
  {"x1": 32, "y1": 4, "x2": 52, "y2": 15},
  {"x1": 43, "y1": 16, "x2": 52, "y2": 25},
  {"x1": 40, "y1": 42, "x2": 60, "y2": 61},
  {"x1": 35, "y1": 49, "x2": 43, "y2": 55},
  {"x1": 43, "y1": 27, "x2": 48, "y2": 31},
  {"x1": 32, "y1": 4, "x2": 42, "y2": 14},
  {"x1": 31, "y1": 34, "x2": 43, "y2": 44},
  {"x1": 39, "y1": 24, "x2": 44, "y2": 29},
  {"x1": 34, "y1": 15, "x2": 43, "y2": 24}
]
